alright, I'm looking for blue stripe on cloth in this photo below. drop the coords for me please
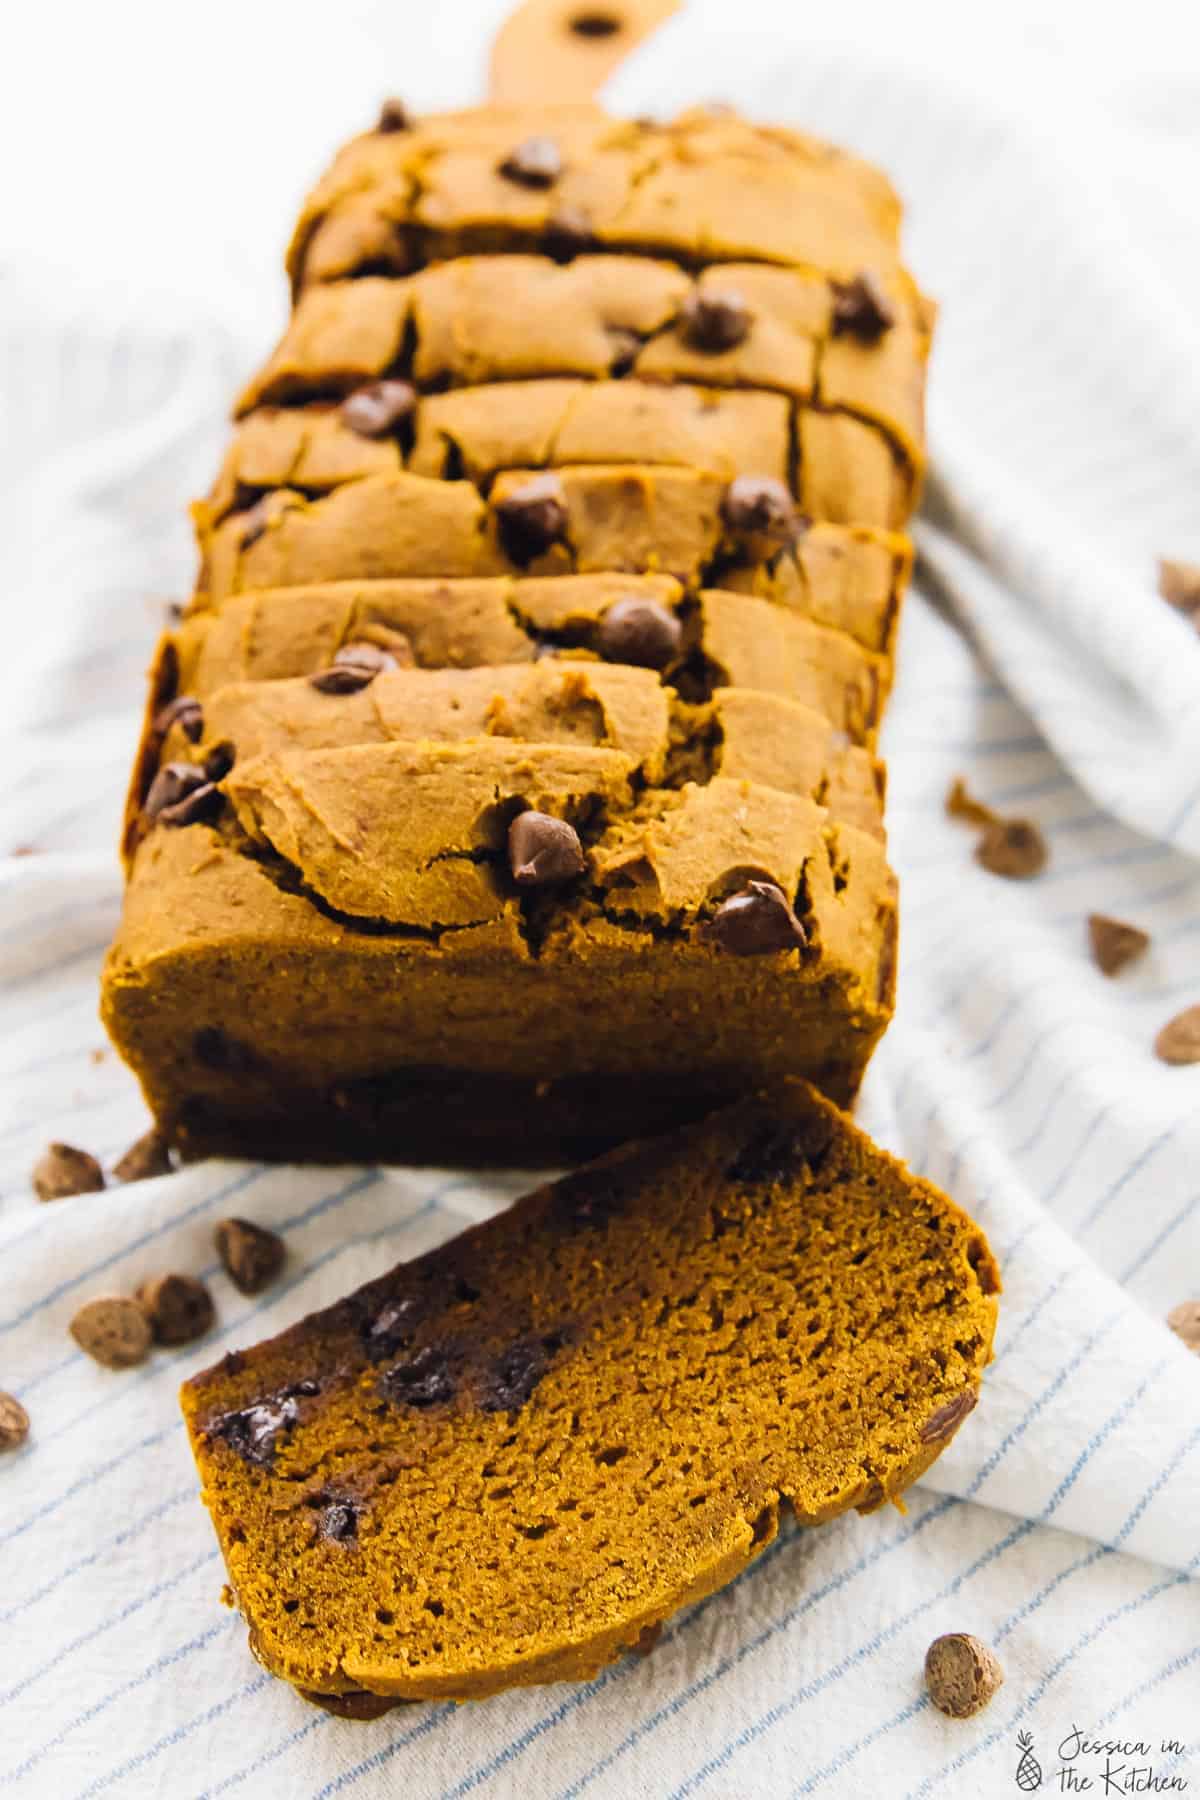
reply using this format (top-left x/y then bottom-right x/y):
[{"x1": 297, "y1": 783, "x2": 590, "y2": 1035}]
[
  {"x1": 196, "y1": 1716, "x2": 331, "y2": 1799},
  {"x1": 70, "y1": 1675, "x2": 273, "y2": 1800},
  {"x1": 0, "y1": 1484, "x2": 193, "y2": 1628},
  {"x1": 1119, "y1": 1191, "x2": 1200, "y2": 1285},
  {"x1": 1075, "y1": 1125, "x2": 1179, "y2": 1231},
  {"x1": 308, "y1": 1708, "x2": 458, "y2": 1800}
]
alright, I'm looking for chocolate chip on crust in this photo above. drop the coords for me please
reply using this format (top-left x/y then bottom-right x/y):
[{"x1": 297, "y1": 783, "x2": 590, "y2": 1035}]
[
  {"x1": 153, "y1": 694, "x2": 203, "y2": 743},
  {"x1": 721, "y1": 475, "x2": 801, "y2": 555},
  {"x1": 136, "y1": 1273, "x2": 216, "y2": 1347},
  {"x1": 919, "y1": 1388, "x2": 978, "y2": 1444},
  {"x1": 924, "y1": 1633, "x2": 1004, "y2": 1718},
  {"x1": 680, "y1": 289, "x2": 752, "y2": 352},
  {"x1": 508, "y1": 811, "x2": 585, "y2": 887},
  {"x1": 701, "y1": 882, "x2": 807, "y2": 956},
  {"x1": 69, "y1": 1296, "x2": 152, "y2": 1369},
  {"x1": 495, "y1": 473, "x2": 569, "y2": 565},
  {"x1": 831, "y1": 271, "x2": 896, "y2": 342},
  {"x1": 498, "y1": 136, "x2": 563, "y2": 188},
  {"x1": 597, "y1": 598, "x2": 682, "y2": 669},
  {"x1": 376, "y1": 97, "x2": 412, "y2": 134},
  {"x1": 215, "y1": 1218, "x2": 287, "y2": 1295},
  {"x1": 0, "y1": 1392, "x2": 31, "y2": 1452},
  {"x1": 341, "y1": 380, "x2": 417, "y2": 441},
  {"x1": 33, "y1": 1141, "x2": 105, "y2": 1201},
  {"x1": 310, "y1": 641, "x2": 399, "y2": 694}
]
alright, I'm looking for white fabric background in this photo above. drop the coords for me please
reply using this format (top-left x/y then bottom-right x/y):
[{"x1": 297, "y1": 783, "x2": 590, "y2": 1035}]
[{"x1": 1, "y1": 3, "x2": 1199, "y2": 1795}]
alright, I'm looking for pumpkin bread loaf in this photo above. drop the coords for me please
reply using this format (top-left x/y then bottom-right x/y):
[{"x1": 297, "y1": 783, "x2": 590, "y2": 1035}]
[
  {"x1": 103, "y1": 99, "x2": 930, "y2": 1161},
  {"x1": 181, "y1": 1082, "x2": 999, "y2": 1710}
]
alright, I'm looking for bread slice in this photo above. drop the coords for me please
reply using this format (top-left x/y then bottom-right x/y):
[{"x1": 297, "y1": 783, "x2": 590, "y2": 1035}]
[{"x1": 181, "y1": 1082, "x2": 998, "y2": 1711}]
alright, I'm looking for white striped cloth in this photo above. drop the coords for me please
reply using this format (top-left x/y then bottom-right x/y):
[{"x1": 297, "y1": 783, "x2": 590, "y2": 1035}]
[{"x1": 2, "y1": 2, "x2": 1199, "y2": 1795}]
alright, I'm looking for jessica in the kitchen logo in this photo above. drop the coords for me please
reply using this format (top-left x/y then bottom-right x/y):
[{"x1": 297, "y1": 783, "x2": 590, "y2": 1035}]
[{"x1": 1017, "y1": 1726, "x2": 1192, "y2": 1794}]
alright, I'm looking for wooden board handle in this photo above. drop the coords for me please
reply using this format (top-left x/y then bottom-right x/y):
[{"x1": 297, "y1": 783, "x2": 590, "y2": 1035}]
[{"x1": 489, "y1": 0, "x2": 680, "y2": 104}]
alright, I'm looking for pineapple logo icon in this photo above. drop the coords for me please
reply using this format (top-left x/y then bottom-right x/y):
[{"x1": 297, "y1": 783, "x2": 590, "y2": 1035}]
[{"x1": 1014, "y1": 1732, "x2": 1043, "y2": 1791}]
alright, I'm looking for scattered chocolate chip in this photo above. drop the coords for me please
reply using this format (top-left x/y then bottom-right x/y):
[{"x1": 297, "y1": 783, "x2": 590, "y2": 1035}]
[
  {"x1": 681, "y1": 288, "x2": 752, "y2": 352},
  {"x1": 726, "y1": 1111, "x2": 834, "y2": 1184},
  {"x1": 69, "y1": 1296, "x2": 152, "y2": 1369},
  {"x1": 920, "y1": 1389, "x2": 978, "y2": 1444},
  {"x1": 298, "y1": 1687, "x2": 403, "y2": 1719},
  {"x1": 209, "y1": 1385, "x2": 315, "y2": 1466},
  {"x1": 380, "y1": 1347, "x2": 456, "y2": 1409},
  {"x1": 32, "y1": 1141, "x2": 105, "y2": 1202},
  {"x1": 924, "y1": 1633, "x2": 1004, "y2": 1719},
  {"x1": 309, "y1": 641, "x2": 399, "y2": 694},
  {"x1": 831, "y1": 271, "x2": 896, "y2": 342},
  {"x1": 1154, "y1": 1004, "x2": 1200, "y2": 1065},
  {"x1": 1158, "y1": 558, "x2": 1200, "y2": 620},
  {"x1": 341, "y1": 380, "x2": 417, "y2": 441},
  {"x1": 498, "y1": 136, "x2": 562, "y2": 188},
  {"x1": 720, "y1": 475, "x2": 801, "y2": 555},
  {"x1": 203, "y1": 741, "x2": 236, "y2": 783},
  {"x1": 319, "y1": 1499, "x2": 360, "y2": 1544},
  {"x1": 192, "y1": 1027, "x2": 260, "y2": 1072},
  {"x1": 701, "y1": 881, "x2": 807, "y2": 955},
  {"x1": 508, "y1": 811, "x2": 585, "y2": 887},
  {"x1": 597, "y1": 597, "x2": 682, "y2": 669},
  {"x1": 113, "y1": 1128, "x2": 173, "y2": 1184},
  {"x1": 1088, "y1": 913, "x2": 1149, "y2": 978},
  {"x1": 1166, "y1": 1300, "x2": 1200, "y2": 1353},
  {"x1": 945, "y1": 776, "x2": 997, "y2": 828},
  {"x1": 215, "y1": 1217, "x2": 287, "y2": 1295},
  {"x1": 544, "y1": 206, "x2": 593, "y2": 259},
  {"x1": 136, "y1": 1273, "x2": 215, "y2": 1346},
  {"x1": 376, "y1": 97, "x2": 412, "y2": 134},
  {"x1": 975, "y1": 818, "x2": 1047, "y2": 880},
  {"x1": 495, "y1": 473, "x2": 569, "y2": 565},
  {"x1": 480, "y1": 1333, "x2": 559, "y2": 1414},
  {"x1": 144, "y1": 761, "x2": 221, "y2": 828},
  {"x1": 0, "y1": 1391, "x2": 31, "y2": 1452},
  {"x1": 153, "y1": 694, "x2": 203, "y2": 743}
]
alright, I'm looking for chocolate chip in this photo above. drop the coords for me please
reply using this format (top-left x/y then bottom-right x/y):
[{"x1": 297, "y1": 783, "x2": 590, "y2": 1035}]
[
  {"x1": 681, "y1": 289, "x2": 752, "y2": 352},
  {"x1": 975, "y1": 818, "x2": 1047, "y2": 879},
  {"x1": 1158, "y1": 558, "x2": 1200, "y2": 619},
  {"x1": 113, "y1": 1128, "x2": 173, "y2": 1184},
  {"x1": 919, "y1": 1388, "x2": 978, "y2": 1445},
  {"x1": 1088, "y1": 913, "x2": 1149, "y2": 978},
  {"x1": 376, "y1": 96, "x2": 412, "y2": 134},
  {"x1": 192, "y1": 1027, "x2": 260, "y2": 1072},
  {"x1": 495, "y1": 473, "x2": 569, "y2": 565},
  {"x1": 298, "y1": 1688, "x2": 402, "y2": 1719},
  {"x1": 480, "y1": 1334, "x2": 559, "y2": 1414},
  {"x1": 362, "y1": 1294, "x2": 422, "y2": 1360},
  {"x1": 153, "y1": 695, "x2": 203, "y2": 743},
  {"x1": 319, "y1": 1499, "x2": 360, "y2": 1543},
  {"x1": 944, "y1": 776, "x2": 996, "y2": 828},
  {"x1": 309, "y1": 641, "x2": 399, "y2": 694},
  {"x1": 720, "y1": 475, "x2": 801, "y2": 555},
  {"x1": 924, "y1": 1633, "x2": 1004, "y2": 1718},
  {"x1": 1166, "y1": 1299, "x2": 1200, "y2": 1354},
  {"x1": 596, "y1": 598, "x2": 682, "y2": 669},
  {"x1": 69, "y1": 1296, "x2": 152, "y2": 1369},
  {"x1": 209, "y1": 1386, "x2": 313, "y2": 1466},
  {"x1": 144, "y1": 762, "x2": 221, "y2": 828},
  {"x1": 701, "y1": 881, "x2": 807, "y2": 955},
  {"x1": 498, "y1": 136, "x2": 563, "y2": 188},
  {"x1": 1154, "y1": 1004, "x2": 1200, "y2": 1065},
  {"x1": 341, "y1": 380, "x2": 417, "y2": 440},
  {"x1": 632, "y1": 1622, "x2": 662, "y2": 1658},
  {"x1": 726, "y1": 1111, "x2": 834, "y2": 1185},
  {"x1": 380, "y1": 1347, "x2": 456, "y2": 1409},
  {"x1": 0, "y1": 1392, "x2": 31, "y2": 1452},
  {"x1": 136, "y1": 1273, "x2": 215, "y2": 1346},
  {"x1": 358, "y1": 626, "x2": 415, "y2": 668},
  {"x1": 203, "y1": 741, "x2": 236, "y2": 783},
  {"x1": 544, "y1": 206, "x2": 593, "y2": 260},
  {"x1": 215, "y1": 1217, "x2": 287, "y2": 1295},
  {"x1": 831, "y1": 271, "x2": 896, "y2": 342},
  {"x1": 607, "y1": 328, "x2": 640, "y2": 376},
  {"x1": 32, "y1": 1141, "x2": 105, "y2": 1202},
  {"x1": 508, "y1": 811, "x2": 585, "y2": 886}
]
